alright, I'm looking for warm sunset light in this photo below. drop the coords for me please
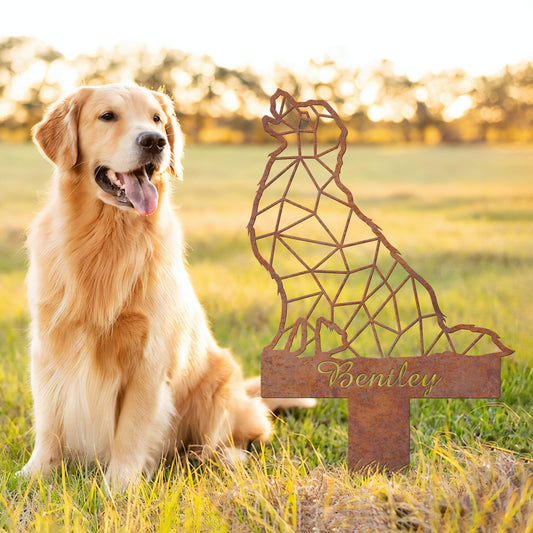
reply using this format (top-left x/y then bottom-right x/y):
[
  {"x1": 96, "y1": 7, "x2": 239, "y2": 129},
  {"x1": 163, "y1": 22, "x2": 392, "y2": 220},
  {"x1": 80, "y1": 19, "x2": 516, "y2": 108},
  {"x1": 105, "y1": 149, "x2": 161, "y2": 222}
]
[
  {"x1": 444, "y1": 95, "x2": 473, "y2": 121},
  {"x1": 0, "y1": 1, "x2": 532, "y2": 529},
  {"x1": 2, "y1": 0, "x2": 531, "y2": 79},
  {"x1": 0, "y1": 0, "x2": 532, "y2": 142}
]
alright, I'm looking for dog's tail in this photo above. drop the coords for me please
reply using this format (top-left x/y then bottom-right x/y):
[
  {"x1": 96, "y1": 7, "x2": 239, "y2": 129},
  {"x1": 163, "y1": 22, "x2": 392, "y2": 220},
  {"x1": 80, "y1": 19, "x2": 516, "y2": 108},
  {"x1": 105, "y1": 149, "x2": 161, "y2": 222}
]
[{"x1": 244, "y1": 376, "x2": 317, "y2": 411}]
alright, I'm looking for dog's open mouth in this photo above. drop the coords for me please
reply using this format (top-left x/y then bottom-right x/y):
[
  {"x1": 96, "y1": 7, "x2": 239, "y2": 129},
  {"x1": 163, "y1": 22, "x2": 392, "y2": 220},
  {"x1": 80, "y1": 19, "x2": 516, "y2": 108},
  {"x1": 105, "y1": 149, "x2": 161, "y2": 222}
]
[{"x1": 95, "y1": 164, "x2": 158, "y2": 215}]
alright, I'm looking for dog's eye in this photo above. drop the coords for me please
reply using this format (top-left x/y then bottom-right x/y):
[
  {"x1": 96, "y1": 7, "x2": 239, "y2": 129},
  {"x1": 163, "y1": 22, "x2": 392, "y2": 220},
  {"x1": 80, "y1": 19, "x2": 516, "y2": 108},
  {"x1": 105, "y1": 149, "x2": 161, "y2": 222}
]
[
  {"x1": 153, "y1": 114, "x2": 161, "y2": 123},
  {"x1": 99, "y1": 111, "x2": 117, "y2": 122}
]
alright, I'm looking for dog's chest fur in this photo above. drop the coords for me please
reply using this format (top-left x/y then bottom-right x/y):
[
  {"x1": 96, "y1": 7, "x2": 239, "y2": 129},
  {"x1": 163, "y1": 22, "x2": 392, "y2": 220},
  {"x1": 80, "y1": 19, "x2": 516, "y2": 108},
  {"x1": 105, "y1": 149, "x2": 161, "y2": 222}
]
[{"x1": 28, "y1": 198, "x2": 183, "y2": 458}]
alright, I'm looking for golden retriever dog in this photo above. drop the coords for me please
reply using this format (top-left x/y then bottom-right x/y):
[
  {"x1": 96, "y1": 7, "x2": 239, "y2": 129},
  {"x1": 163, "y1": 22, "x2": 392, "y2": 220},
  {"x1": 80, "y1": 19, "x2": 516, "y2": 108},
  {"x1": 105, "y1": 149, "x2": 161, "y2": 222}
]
[{"x1": 21, "y1": 83, "x2": 312, "y2": 488}]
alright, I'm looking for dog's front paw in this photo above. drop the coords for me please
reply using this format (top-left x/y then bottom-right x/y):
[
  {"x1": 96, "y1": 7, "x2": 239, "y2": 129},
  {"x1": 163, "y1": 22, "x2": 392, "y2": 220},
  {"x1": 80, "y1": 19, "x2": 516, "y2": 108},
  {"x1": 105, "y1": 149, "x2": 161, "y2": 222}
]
[
  {"x1": 218, "y1": 446, "x2": 250, "y2": 468},
  {"x1": 104, "y1": 461, "x2": 142, "y2": 492},
  {"x1": 18, "y1": 451, "x2": 60, "y2": 479},
  {"x1": 17, "y1": 461, "x2": 48, "y2": 480},
  {"x1": 16, "y1": 463, "x2": 35, "y2": 479}
]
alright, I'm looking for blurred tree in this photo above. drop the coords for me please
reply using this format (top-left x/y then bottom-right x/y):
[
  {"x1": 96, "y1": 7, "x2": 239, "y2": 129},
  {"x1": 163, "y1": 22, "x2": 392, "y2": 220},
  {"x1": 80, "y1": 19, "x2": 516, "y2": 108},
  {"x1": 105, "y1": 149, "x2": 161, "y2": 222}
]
[
  {"x1": 0, "y1": 36, "x2": 531, "y2": 144},
  {"x1": 0, "y1": 36, "x2": 65, "y2": 138}
]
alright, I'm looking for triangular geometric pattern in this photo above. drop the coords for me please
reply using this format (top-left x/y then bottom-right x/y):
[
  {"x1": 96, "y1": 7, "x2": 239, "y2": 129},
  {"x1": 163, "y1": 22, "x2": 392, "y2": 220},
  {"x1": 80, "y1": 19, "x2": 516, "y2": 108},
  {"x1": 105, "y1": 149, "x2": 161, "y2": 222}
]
[
  {"x1": 248, "y1": 89, "x2": 512, "y2": 472},
  {"x1": 249, "y1": 89, "x2": 512, "y2": 360}
]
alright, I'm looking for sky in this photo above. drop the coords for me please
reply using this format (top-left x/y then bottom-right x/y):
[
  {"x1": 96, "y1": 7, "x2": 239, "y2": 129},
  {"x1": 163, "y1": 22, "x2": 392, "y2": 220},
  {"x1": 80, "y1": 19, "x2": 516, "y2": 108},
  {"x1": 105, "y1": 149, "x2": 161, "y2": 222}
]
[{"x1": 2, "y1": 0, "x2": 532, "y2": 80}]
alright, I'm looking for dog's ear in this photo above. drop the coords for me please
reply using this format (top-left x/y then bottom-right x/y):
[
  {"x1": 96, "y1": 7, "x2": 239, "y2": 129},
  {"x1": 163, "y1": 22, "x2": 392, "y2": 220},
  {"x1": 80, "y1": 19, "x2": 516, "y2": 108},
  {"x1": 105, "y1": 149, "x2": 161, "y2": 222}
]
[
  {"x1": 151, "y1": 90, "x2": 184, "y2": 179},
  {"x1": 32, "y1": 87, "x2": 91, "y2": 171}
]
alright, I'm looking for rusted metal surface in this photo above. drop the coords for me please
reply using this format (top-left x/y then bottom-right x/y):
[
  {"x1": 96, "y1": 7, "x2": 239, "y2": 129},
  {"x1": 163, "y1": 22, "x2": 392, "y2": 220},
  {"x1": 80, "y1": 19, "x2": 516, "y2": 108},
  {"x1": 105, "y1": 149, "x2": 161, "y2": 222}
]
[{"x1": 248, "y1": 89, "x2": 512, "y2": 471}]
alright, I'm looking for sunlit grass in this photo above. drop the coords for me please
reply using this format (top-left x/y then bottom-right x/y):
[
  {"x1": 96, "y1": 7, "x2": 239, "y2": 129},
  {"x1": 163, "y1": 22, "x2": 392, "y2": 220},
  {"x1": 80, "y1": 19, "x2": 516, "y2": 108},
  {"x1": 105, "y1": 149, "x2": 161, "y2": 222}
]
[
  {"x1": 0, "y1": 143, "x2": 531, "y2": 531},
  {"x1": 1, "y1": 439, "x2": 531, "y2": 531}
]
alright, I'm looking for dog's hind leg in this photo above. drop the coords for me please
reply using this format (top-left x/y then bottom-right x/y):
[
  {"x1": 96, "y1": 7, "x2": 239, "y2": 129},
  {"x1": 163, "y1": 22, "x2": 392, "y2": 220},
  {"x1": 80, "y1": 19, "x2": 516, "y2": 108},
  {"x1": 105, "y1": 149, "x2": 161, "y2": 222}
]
[{"x1": 244, "y1": 376, "x2": 317, "y2": 411}]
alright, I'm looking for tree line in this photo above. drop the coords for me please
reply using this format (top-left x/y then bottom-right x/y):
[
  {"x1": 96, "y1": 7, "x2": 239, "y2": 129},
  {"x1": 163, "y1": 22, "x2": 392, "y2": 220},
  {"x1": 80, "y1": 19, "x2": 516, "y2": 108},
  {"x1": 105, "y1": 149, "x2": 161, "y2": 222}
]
[{"x1": 1, "y1": 36, "x2": 532, "y2": 144}]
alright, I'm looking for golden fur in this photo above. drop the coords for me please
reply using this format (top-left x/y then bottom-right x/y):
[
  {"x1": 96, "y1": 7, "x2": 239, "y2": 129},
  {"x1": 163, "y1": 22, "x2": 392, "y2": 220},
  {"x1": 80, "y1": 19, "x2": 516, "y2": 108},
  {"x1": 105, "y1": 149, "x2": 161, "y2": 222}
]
[{"x1": 21, "y1": 83, "x2": 308, "y2": 488}]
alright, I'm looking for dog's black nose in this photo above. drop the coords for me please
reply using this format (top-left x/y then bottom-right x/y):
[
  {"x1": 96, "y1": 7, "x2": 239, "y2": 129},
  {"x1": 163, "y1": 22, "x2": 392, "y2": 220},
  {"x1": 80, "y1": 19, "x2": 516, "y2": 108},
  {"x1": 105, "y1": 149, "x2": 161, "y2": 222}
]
[{"x1": 137, "y1": 132, "x2": 166, "y2": 153}]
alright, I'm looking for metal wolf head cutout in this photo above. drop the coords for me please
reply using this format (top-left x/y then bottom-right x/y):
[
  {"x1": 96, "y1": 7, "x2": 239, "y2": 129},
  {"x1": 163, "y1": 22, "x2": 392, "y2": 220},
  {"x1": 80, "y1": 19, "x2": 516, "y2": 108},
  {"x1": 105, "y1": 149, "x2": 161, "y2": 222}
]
[{"x1": 248, "y1": 89, "x2": 512, "y2": 471}]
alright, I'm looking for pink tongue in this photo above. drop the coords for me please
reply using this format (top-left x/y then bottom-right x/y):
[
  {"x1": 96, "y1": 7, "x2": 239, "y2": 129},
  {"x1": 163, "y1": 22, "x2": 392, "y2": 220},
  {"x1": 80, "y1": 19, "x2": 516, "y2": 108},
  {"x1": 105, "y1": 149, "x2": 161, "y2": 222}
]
[{"x1": 118, "y1": 172, "x2": 158, "y2": 215}]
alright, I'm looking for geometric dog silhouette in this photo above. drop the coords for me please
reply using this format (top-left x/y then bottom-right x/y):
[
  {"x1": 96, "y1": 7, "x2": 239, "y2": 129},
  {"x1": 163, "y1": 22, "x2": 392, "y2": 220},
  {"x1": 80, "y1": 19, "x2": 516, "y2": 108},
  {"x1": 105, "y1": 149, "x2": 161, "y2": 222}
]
[{"x1": 248, "y1": 89, "x2": 512, "y2": 471}]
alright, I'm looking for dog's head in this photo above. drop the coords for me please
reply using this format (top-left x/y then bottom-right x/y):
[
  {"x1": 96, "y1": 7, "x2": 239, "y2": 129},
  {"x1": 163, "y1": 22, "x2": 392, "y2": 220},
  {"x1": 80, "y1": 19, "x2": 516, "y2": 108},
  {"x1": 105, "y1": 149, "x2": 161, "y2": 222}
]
[
  {"x1": 263, "y1": 89, "x2": 347, "y2": 160},
  {"x1": 33, "y1": 83, "x2": 183, "y2": 216}
]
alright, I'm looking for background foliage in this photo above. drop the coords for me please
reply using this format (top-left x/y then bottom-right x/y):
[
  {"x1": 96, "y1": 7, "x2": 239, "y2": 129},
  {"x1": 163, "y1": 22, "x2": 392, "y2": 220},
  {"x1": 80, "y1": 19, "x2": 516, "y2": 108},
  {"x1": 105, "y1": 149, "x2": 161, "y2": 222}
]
[{"x1": 0, "y1": 35, "x2": 532, "y2": 144}]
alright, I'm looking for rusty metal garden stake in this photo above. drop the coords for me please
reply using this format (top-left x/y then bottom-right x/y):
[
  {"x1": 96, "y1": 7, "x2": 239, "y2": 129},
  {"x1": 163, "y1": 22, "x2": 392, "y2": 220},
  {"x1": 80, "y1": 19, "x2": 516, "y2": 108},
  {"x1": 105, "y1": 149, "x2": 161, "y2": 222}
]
[{"x1": 248, "y1": 89, "x2": 512, "y2": 472}]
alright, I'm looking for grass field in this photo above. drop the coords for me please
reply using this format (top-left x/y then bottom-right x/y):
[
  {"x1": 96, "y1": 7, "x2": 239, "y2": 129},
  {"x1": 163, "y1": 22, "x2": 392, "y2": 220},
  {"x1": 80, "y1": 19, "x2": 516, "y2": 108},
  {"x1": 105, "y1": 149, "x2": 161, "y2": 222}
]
[{"x1": 0, "y1": 142, "x2": 532, "y2": 531}]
